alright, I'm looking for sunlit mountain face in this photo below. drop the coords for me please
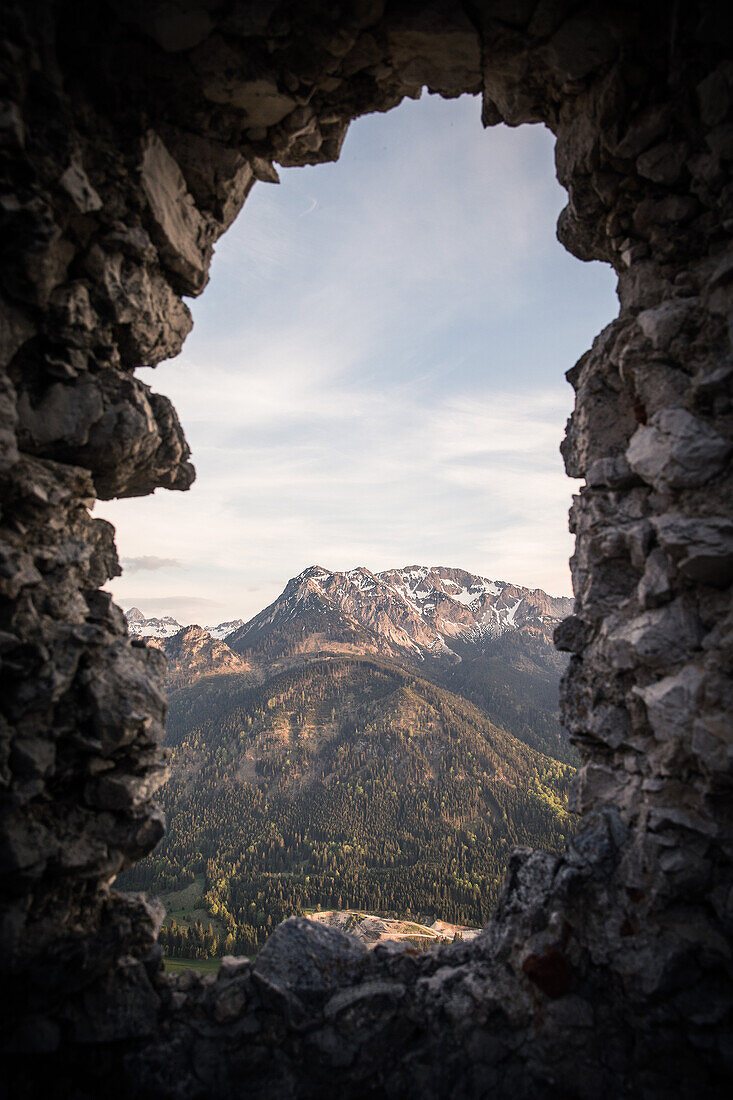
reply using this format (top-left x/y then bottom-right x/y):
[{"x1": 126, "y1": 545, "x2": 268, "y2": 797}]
[{"x1": 225, "y1": 563, "x2": 573, "y2": 665}]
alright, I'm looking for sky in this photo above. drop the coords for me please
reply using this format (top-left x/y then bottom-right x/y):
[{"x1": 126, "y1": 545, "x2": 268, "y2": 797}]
[{"x1": 99, "y1": 93, "x2": 618, "y2": 625}]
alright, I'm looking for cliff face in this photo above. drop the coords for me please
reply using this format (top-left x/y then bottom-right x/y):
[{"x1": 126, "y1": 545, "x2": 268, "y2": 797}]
[{"x1": 0, "y1": 2, "x2": 731, "y2": 1097}]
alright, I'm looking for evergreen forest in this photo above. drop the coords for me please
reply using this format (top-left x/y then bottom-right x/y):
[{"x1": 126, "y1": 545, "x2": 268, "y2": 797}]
[{"x1": 120, "y1": 656, "x2": 575, "y2": 957}]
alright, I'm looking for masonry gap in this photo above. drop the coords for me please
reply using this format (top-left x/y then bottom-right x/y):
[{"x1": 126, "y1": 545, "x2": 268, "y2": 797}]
[{"x1": 103, "y1": 92, "x2": 617, "y2": 959}]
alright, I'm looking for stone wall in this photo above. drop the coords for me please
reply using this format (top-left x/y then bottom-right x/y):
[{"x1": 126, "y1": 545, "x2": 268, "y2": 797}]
[{"x1": 0, "y1": 2, "x2": 731, "y2": 1096}]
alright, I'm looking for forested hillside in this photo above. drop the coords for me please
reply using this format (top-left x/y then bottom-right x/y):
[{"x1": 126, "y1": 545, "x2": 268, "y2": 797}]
[
  {"x1": 439, "y1": 630, "x2": 577, "y2": 765},
  {"x1": 121, "y1": 657, "x2": 574, "y2": 956}
]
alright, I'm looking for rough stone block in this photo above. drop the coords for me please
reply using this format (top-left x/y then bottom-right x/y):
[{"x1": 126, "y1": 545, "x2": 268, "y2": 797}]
[
  {"x1": 387, "y1": 2, "x2": 481, "y2": 95},
  {"x1": 626, "y1": 408, "x2": 732, "y2": 491},
  {"x1": 543, "y1": 14, "x2": 618, "y2": 81},
  {"x1": 638, "y1": 548, "x2": 674, "y2": 607},
  {"x1": 605, "y1": 599, "x2": 703, "y2": 669},
  {"x1": 634, "y1": 665, "x2": 705, "y2": 742},
  {"x1": 141, "y1": 131, "x2": 212, "y2": 293},
  {"x1": 253, "y1": 916, "x2": 366, "y2": 998},
  {"x1": 192, "y1": 37, "x2": 296, "y2": 124},
  {"x1": 136, "y1": 3, "x2": 214, "y2": 52},
  {"x1": 653, "y1": 513, "x2": 733, "y2": 586},
  {"x1": 636, "y1": 142, "x2": 688, "y2": 185},
  {"x1": 636, "y1": 300, "x2": 696, "y2": 348},
  {"x1": 60, "y1": 160, "x2": 103, "y2": 214}
]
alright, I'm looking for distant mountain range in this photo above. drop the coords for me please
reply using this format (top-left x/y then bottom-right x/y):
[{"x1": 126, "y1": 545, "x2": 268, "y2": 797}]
[
  {"x1": 125, "y1": 563, "x2": 571, "y2": 662},
  {"x1": 125, "y1": 607, "x2": 244, "y2": 640}
]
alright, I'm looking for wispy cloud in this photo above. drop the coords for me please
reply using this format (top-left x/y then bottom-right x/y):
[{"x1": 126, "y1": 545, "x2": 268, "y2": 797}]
[
  {"x1": 99, "y1": 94, "x2": 617, "y2": 622},
  {"x1": 122, "y1": 555, "x2": 185, "y2": 573}
]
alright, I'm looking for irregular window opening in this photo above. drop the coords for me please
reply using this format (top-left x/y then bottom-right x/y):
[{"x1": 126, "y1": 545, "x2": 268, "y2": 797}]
[{"x1": 102, "y1": 93, "x2": 617, "y2": 965}]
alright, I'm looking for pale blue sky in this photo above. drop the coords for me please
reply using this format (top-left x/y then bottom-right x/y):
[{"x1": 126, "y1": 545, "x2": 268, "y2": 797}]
[{"x1": 100, "y1": 93, "x2": 617, "y2": 624}]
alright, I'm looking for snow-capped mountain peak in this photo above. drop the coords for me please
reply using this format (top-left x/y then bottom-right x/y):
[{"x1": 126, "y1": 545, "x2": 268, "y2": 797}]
[
  {"x1": 124, "y1": 608, "x2": 244, "y2": 641},
  {"x1": 124, "y1": 608, "x2": 183, "y2": 639},
  {"x1": 226, "y1": 564, "x2": 573, "y2": 664},
  {"x1": 123, "y1": 565, "x2": 573, "y2": 665}
]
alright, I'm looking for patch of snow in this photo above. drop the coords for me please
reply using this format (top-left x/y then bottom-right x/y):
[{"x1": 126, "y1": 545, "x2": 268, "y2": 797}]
[
  {"x1": 505, "y1": 597, "x2": 524, "y2": 626},
  {"x1": 451, "y1": 589, "x2": 480, "y2": 607},
  {"x1": 205, "y1": 619, "x2": 244, "y2": 640}
]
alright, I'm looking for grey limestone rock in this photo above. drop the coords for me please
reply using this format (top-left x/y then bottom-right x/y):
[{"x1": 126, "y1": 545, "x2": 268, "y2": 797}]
[
  {"x1": 141, "y1": 132, "x2": 215, "y2": 295},
  {"x1": 638, "y1": 547, "x2": 675, "y2": 607},
  {"x1": 604, "y1": 598, "x2": 704, "y2": 670},
  {"x1": 636, "y1": 299, "x2": 697, "y2": 349},
  {"x1": 626, "y1": 407, "x2": 732, "y2": 491},
  {"x1": 254, "y1": 916, "x2": 367, "y2": 998},
  {"x1": 60, "y1": 159, "x2": 103, "y2": 215},
  {"x1": 653, "y1": 512, "x2": 733, "y2": 586},
  {"x1": 543, "y1": 13, "x2": 618, "y2": 82},
  {"x1": 636, "y1": 141, "x2": 690, "y2": 186},
  {"x1": 635, "y1": 664, "x2": 706, "y2": 744},
  {"x1": 0, "y1": 1, "x2": 731, "y2": 1097}
]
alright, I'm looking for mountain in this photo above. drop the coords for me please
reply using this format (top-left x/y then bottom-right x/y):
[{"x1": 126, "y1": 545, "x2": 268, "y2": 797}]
[
  {"x1": 124, "y1": 607, "x2": 244, "y2": 640},
  {"x1": 224, "y1": 565, "x2": 574, "y2": 763},
  {"x1": 125, "y1": 607, "x2": 183, "y2": 639},
  {"x1": 122, "y1": 655, "x2": 574, "y2": 957},
  {"x1": 206, "y1": 619, "x2": 247, "y2": 641},
  {"x1": 148, "y1": 625, "x2": 252, "y2": 687},
  {"x1": 119, "y1": 564, "x2": 577, "y2": 956},
  {"x1": 227, "y1": 564, "x2": 572, "y2": 666},
  {"x1": 124, "y1": 565, "x2": 575, "y2": 764}
]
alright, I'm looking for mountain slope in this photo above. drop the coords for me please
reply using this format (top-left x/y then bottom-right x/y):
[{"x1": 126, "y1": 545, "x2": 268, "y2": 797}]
[
  {"x1": 148, "y1": 626, "x2": 252, "y2": 688},
  {"x1": 222, "y1": 564, "x2": 575, "y2": 763},
  {"x1": 439, "y1": 629, "x2": 573, "y2": 763},
  {"x1": 121, "y1": 656, "x2": 574, "y2": 955}
]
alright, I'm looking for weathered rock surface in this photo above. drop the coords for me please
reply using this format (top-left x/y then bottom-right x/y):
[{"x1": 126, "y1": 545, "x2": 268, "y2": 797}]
[
  {"x1": 254, "y1": 916, "x2": 368, "y2": 998},
  {"x1": 0, "y1": 1, "x2": 731, "y2": 1097}
]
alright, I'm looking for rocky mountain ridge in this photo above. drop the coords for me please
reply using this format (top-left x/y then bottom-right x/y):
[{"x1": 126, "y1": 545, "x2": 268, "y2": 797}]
[
  {"x1": 125, "y1": 566, "x2": 572, "y2": 659},
  {"x1": 227, "y1": 564, "x2": 573, "y2": 666},
  {"x1": 146, "y1": 625, "x2": 251, "y2": 686}
]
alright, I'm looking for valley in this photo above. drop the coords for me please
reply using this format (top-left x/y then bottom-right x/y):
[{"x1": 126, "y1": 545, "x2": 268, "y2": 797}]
[{"x1": 119, "y1": 564, "x2": 576, "y2": 957}]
